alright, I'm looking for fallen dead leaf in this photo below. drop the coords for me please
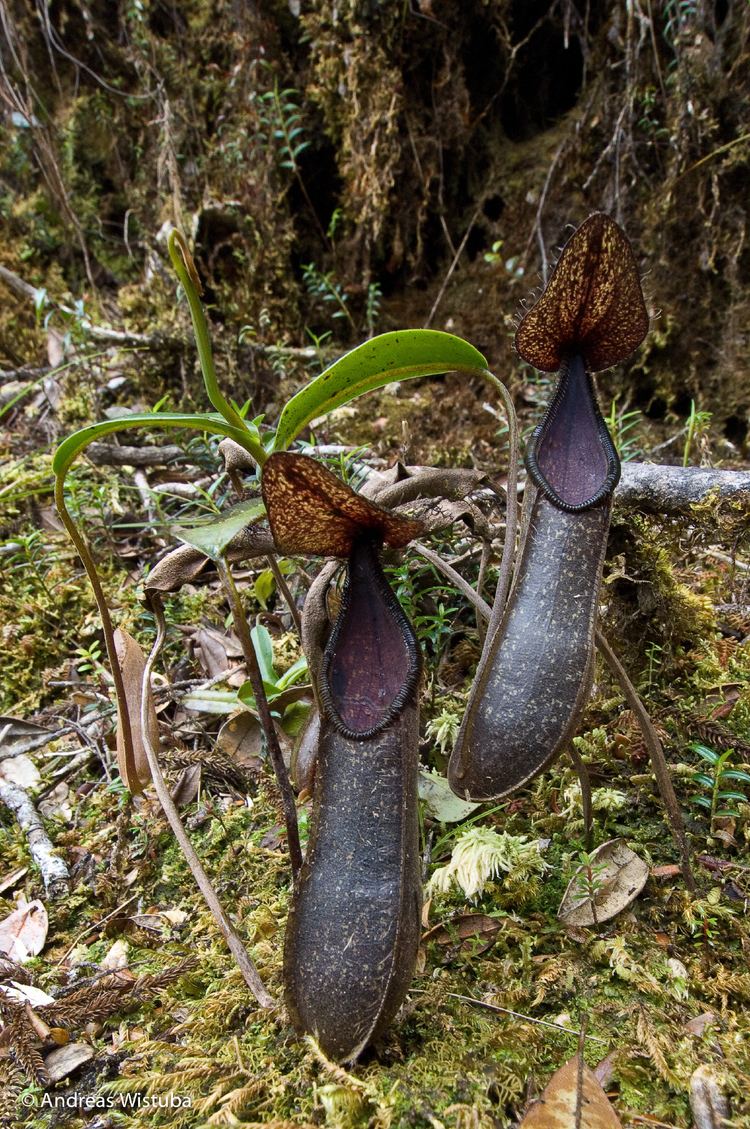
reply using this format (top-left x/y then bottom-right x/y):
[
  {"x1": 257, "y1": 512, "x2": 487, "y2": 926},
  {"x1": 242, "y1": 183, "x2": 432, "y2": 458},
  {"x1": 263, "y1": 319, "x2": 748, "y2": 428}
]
[
  {"x1": 44, "y1": 1042, "x2": 95, "y2": 1084},
  {"x1": 38, "y1": 781, "x2": 73, "y2": 820},
  {"x1": 0, "y1": 866, "x2": 28, "y2": 895},
  {"x1": 171, "y1": 763, "x2": 201, "y2": 807},
  {"x1": 519, "y1": 1055, "x2": 623, "y2": 1127},
  {"x1": 685, "y1": 1012, "x2": 717, "y2": 1037},
  {"x1": 0, "y1": 980, "x2": 56, "y2": 1007},
  {"x1": 422, "y1": 913, "x2": 501, "y2": 955},
  {"x1": 113, "y1": 628, "x2": 158, "y2": 794},
  {"x1": 191, "y1": 624, "x2": 244, "y2": 682},
  {"x1": 0, "y1": 899, "x2": 48, "y2": 962},
  {"x1": 0, "y1": 717, "x2": 62, "y2": 758},
  {"x1": 0, "y1": 753, "x2": 41, "y2": 790},
  {"x1": 100, "y1": 938, "x2": 129, "y2": 971},
  {"x1": 290, "y1": 707, "x2": 319, "y2": 792},
  {"x1": 419, "y1": 768, "x2": 481, "y2": 823},
  {"x1": 559, "y1": 839, "x2": 649, "y2": 928}
]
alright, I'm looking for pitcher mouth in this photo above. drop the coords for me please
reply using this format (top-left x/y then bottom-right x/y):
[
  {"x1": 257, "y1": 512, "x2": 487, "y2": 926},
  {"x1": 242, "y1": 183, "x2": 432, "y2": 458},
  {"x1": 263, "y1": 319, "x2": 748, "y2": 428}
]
[
  {"x1": 525, "y1": 353, "x2": 620, "y2": 513},
  {"x1": 319, "y1": 536, "x2": 421, "y2": 740}
]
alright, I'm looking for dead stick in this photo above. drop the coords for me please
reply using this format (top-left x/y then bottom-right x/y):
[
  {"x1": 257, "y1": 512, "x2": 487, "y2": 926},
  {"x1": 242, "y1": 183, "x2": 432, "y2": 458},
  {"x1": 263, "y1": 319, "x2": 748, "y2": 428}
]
[
  {"x1": 141, "y1": 596, "x2": 274, "y2": 1007},
  {"x1": 216, "y1": 557, "x2": 302, "y2": 879},
  {"x1": 594, "y1": 629, "x2": 697, "y2": 893},
  {"x1": 266, "y1": 554, "x2": 303, "y2": 636},
  {"x1": 0, "y1": 781, "x2": 70, "y2": 898}
]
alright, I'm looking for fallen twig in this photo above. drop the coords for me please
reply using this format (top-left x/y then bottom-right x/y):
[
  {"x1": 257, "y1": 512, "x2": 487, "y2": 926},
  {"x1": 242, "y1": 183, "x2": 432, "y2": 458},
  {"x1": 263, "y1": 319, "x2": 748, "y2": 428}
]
[
  {"x1": 594, "y1": 630, "x2": 697, "y2": 893},
  {"x1": 140, "y1": 596, "x2": 275, "y2": 1008},
  {"x1": 615, "y1": 462, "x2": 750, "y2": 514},
  {"x1": 0, "y1": 781, "x2": 70, "y2": 898},
  {"x1": 86, "y1": 442, "x2": 186, "y2": 467}
]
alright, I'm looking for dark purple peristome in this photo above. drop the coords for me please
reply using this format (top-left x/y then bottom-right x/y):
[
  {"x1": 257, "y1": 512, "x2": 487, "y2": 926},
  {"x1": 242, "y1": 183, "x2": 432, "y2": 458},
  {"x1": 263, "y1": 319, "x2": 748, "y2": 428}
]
[
  {"x1": 526, "y1": 352, "x2": 620, "y2": 513},
  {"x1": 320, "y1": 536, "x2": 421, "y2": 740}
]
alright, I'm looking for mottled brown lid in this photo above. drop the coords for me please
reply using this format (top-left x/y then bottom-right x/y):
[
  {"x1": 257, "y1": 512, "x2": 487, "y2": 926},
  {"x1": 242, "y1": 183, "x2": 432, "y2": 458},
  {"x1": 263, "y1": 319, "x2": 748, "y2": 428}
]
[
  {"x1": 261, "y1": 452, "x2": 424, "y2": 558},
  {"x1": 514, "y1": 212, "x2": 649, "y2": 373}
]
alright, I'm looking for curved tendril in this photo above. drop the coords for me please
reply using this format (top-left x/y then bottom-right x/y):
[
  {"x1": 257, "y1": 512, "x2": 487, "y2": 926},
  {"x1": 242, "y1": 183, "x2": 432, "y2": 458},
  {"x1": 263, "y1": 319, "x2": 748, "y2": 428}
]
[
  {"x1": 54, "y1": 413, "x2": 268, "y2": 795},
  {"x1": 167, "y1": 230, "x2": 266, "y2": 465},
  {"x1": 480, "y1": 369, "x2": 519, "y2": 636}
]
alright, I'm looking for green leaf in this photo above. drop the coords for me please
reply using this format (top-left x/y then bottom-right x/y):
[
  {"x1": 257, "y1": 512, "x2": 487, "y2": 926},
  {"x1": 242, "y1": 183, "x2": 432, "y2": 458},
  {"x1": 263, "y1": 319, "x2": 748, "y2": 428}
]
[
  {"x1": 715, "y1": 809, "x2": 740, "y2": 819},
  {"x1": 253, "y1": 568, "x2": 276, "y2": 609},
  {"x1": 690, "y1": 743, "x2": 720, "y2": 764},
  {"x1": 691, "y1": 772, "x2": 715, "y2": 789},
  {"x1": 690, "y1": 795, "x2": 713, "y2": 810},
  {"x1": 173, "y1": 498, "x2": 265, "y2": 562},
  {"x1": 53, "y1": 412, "x2": 263, "y2": 477},
  {"x1": 719, "y1": 769, "x2": 750, "y2": 784},
  {"x1": 181, "y1": 689, "x2": 239, "y2": 715},
  {"x1": 251, "y1": 625, "x2": 275, "y2": 684},
  {"x1": 276, "y1": 654, "x2": 308, "y2": 691},
  {"x1": 716, "y1": 790, "x2": 748, "y2": 803},
  {"x1": 273, "y1": 330, "x2": 488, "y2": 451},
  {"x1": 418, "y1": 768, "x2": 481, "y2": 823}
]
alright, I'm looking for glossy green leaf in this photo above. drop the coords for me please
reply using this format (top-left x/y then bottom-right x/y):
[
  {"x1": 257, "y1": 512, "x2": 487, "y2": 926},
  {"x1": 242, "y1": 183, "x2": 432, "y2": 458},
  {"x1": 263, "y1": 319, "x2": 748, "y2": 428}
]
[
  {"x1": 253, "y1": 568, "x2": 276, "y2": 609},
  {"x1": 251, "y1": 625, "x2": 275, "y2": 684},
  {"x1": 692, "y1": 772, "x2": 715, "y2": 789},
  {"x1": 690, "y1": 743, "x2": 719, "y2": 764},
  {"x1": 276, "y1": 655, "x2": 308, "y2": 691},
  {"x1": 719, "y1": 769, "x2": 750, "y2": 784},
  {"x1": 182, "y1": 689, "x2": 239, "y2": 715},
  {"x1": 52, "y1": 412, "x2": 264, "y2": 477},
  {"x1": 173, "y1": 498, "x2": 265, "y2": 562},
  {"x1": 690, "y1": 795, "x2": 713, "y2": 810},
  {"x1": 273, "y1": 330, "x2": 488, "y2": 451},
  {"x1": 717, "y1": 790, "x2": 748, "y2": 803}
]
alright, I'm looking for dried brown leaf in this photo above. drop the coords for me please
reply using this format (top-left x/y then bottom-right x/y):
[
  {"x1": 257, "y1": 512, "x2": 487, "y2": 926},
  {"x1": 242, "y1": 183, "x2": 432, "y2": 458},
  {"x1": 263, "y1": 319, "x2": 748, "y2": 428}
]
[
  {"x1": 0, "y1": 900, "x2": 48, "y2": 962},
  {"x1": 519, "y1": 1054, "x2": 623, "y2": 1128},
  {"x1": 558, "y1": 839, "x2": 649, "y2": 927},
  {"x1": 113, "y1": 628, "x2": 157, "y2": 794}
]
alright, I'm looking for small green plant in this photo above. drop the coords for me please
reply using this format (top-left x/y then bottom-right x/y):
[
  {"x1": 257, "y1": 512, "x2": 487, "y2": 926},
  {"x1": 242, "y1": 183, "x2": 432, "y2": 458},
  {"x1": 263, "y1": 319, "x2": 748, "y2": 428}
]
[
  {"x1": 425, "y1": 703, "x2": 463, "y2": 757},
  {"x1": 606, "y1": 398, "x2": 644, "y2": 461},
  {"x1": 302, "y1": 261, "x2": 354, "y2": 329},
  {"x1": 640, "y1": 640, "x2": 664, "y2": 689},
  {"x1": 483, "y1": 239, "x2": 524, "y2": 278},
  {"x1": 682, "y1": 399, "x2": 712, "y2": 467},
  {"x1": 74, "y1": 639, "x2": 106, "y2": 677},
  {"x1": 570, "y1": 849, "x2": 609, "y2": 927},
  {"x1": 689, "y1": 742, "x2": 750, "y2": 833}
]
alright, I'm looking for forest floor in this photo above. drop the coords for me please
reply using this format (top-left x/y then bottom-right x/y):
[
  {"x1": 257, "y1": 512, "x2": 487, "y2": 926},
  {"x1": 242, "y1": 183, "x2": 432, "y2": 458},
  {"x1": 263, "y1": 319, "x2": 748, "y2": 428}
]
[{"x1": 1, "y1": 298, "x2": 750, "y2": 1129}]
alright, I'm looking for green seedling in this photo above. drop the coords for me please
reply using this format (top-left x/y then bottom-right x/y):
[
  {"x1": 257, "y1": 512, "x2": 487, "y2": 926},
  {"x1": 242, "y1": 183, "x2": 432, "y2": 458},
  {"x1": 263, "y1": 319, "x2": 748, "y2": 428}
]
[{"x1": 689, "y1": 742, "x2": 750, "y2": 834}]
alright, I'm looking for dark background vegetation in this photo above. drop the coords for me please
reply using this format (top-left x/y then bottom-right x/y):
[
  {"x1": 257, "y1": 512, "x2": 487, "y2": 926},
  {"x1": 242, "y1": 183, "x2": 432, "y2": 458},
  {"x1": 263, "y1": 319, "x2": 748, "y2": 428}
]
[{"x1": 1, "y1": 0, "x2": 749, "y2": 438}]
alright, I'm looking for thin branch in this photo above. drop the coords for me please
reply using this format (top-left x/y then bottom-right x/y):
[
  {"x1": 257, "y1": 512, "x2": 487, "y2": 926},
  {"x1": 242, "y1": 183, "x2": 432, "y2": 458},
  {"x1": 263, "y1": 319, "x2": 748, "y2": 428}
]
[
  {"x1": 569, "y1": 745, "x2": 593, "y2": 852},
  {"x1": 594, "y1": 629, "x2": 696, "y2": 892},
  {"x1": 265, "y1": 555, "x2": 303, "y2": 636},
  {"x1": 439, "y1": 991, "x2": 608, "y2": 1044},
  {"x1": 216, "y1": 558, "x2": 302, "y2": 879},
  {"x1": 0, "y1": 782, "x2": 70, "y2": 898},
  {"x1": 423, "y1": 205, "x2": 481, "y2": 328},
  {"x1": 140, "y1": 596, "x2": 274, "y2": 1007},
  {"x1": 413, "y1": 542, "x2": 492, "y2": 620}
]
